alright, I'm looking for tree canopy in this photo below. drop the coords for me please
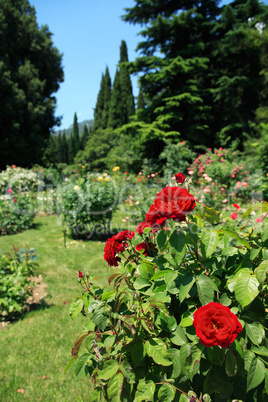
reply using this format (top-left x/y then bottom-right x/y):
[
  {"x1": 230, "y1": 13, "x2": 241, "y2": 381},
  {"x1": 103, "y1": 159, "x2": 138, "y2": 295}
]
[{"x1": 0, "y1": 0, "x2": 64, "y2": 169}]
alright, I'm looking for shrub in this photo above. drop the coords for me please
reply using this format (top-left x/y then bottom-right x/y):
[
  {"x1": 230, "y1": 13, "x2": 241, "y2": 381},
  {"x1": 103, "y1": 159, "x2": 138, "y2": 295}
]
[
  {"x1": 0, "y1": 248, "x2": 37, "y2": 321},
  {"x1": 0, "y1": 195, "x2": 35, "y2": 235},
  {"x1": 61, "y1": 175, "x2": 118, "y2": 238},
  {"x1": 68, "y1": 177, "x2": 268, "y2": 401},
  {"x1": 0, "y1": 165, "x2": 40, "y2": 194}
]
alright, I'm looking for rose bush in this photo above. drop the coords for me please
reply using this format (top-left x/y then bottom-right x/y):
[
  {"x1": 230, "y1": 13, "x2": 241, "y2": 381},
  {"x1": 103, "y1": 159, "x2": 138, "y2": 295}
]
[{"x1": 67, "y1": 174, "x2": 268, "y2": 401}]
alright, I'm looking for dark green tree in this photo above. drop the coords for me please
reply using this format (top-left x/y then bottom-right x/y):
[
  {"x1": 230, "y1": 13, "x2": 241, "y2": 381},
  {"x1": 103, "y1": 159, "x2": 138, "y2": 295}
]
[
  {"x1": 137, "y1": 84, "x2": 145, "y2": 110},
  {"x1": 81, "y1": 124, "x2": 89, "y2": 150},
  {"x1": 108, "y1": 68, "x2": 127, "y2": 129},
  {"x1": 93, "y1": 73, "x2": 105, "y2": 131},
  {"x1": 61, "y1": 131, "x2": 69, "y2": 163},
  {"x1": 119, "y1": 40, "x2": 135, "y2": 119},
  {"x1": 0, "y1": 0, "x2": 64, "y2": 169},
  {"x1": 68, "y1": 133, "x2": 76, "y2": 164},
  {"x1": 72, "y1": 112, "x2": 80, "y2": 153},
  {"x1": 102, "y1": 67, "x2": 112, "y2": 128}
]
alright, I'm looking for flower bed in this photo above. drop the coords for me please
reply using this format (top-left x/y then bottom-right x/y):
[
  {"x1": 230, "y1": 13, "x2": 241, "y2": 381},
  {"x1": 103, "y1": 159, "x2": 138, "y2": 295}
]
[{"x1": 68, "y1": 173, "x2": 268, "y2": 401}]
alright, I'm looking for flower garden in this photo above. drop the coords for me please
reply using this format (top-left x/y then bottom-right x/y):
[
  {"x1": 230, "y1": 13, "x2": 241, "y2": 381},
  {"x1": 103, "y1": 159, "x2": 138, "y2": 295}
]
[{"x1": 0, "y1": 152, "x2": 268, "y2": 401}]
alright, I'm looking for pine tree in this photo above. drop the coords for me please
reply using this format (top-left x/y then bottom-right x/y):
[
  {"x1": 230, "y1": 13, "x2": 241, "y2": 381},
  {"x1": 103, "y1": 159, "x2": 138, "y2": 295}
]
[
  {"x1": 108, "y1": 69, "x2": 127, "y2": 129},
  {"x1": 73, "y1": 112, "x2": 80, "y2": 154},
  {"x1": 119, "y1": 40, "x2": 135, "y2": 119}
]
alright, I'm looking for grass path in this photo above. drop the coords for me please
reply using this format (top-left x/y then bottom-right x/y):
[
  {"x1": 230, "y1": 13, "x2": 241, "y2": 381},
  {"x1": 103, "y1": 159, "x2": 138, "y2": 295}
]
[{"x1": 0, "y1": 214, "x2": 129, "y2": 401}]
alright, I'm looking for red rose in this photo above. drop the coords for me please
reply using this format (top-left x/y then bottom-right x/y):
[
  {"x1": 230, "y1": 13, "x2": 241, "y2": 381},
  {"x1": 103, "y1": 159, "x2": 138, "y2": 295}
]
[
  {"x1": 13, "y1": 198, "x2": 17, "y2": 202},
  {"x1": 78, "y1": 271, "x2": 83, "y2": 278},
  {"x1": 136, "y1": 241, "x2": 158, "y2": 256},
  {"x1": 175, "y1": 173, "x2": 186, "y2": 184},
  {"x1": 148, "y1": 187, "x2": 195, "y2": 223},
  {"x1": 193, "y1": 302, "x2": 242, "y2": 348},
  {"x1": 231, "y1": 212, "x2": 238, "y2": 220},
  {"x1": 136, "y1": 221, "x2": 151, "y2": 234},
  {"x1": 104, "y1": 230, "x2": 135, "y2": 267}
]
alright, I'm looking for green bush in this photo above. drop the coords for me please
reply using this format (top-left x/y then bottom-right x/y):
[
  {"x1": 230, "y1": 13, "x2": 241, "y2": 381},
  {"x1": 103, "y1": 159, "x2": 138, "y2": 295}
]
[
  {"x1": 0, "y1": 195, "x2": 35, "y2": 235},
  {"x1": 61, "y1": 175, "x2": 118, "y2": 238},
  {"x1": 0, "y1": 248, "x2": 36, "y2": 321},
  {"x1": 68, "y1": 181, "x2": 268, "y2": 401}
]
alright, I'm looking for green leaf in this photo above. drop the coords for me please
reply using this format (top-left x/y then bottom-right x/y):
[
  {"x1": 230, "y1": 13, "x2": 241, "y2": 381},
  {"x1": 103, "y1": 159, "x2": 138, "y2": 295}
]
[
  {"x1": 89, "y1": 389, "x2": 101, "y2": 402},
  {"x1": 251, "y1": 346, "x2": 268, "y2": 357},
  {"x1": 101, "y1": 291, "x2": 115, "y2": 301},
  {"x1": 250, "y1": 247, "x2": 261, "y2": 261},
  {"x1": 69, "y1": 298, "x2": 84, "y2": 319},
  {"x1": 93, "y1": 308, "x2": 107, "y2": 331},
  {"x1": 130, "y1": 342, "x2": 145, "y2": 366},
  {"x1": 134, "y1": 277, "x2": 151, "y2": 290},
  {"x1": 170, "y1": 325, "x2": 188, "y2": 346},
  {"x1": 64, "y1": 357, "x2": 75, "y2": 374},
  {"x1": 180, "y1": 311, "x2": 194, "y2": 327},
  {"x1": 244, "y1": 350, "x2": 255, "y2": 372},
  {"x1": 225, "y1": 350, "x2": 237, "y2": 377},
  {"x1": 206, "y1": 346, "x2": 226, "y2": 366},
  {"x1": 145, "y1": 338, "x2": 172, "y2": 366},
  {"x1": 74, "y1": 353, "x2": 90, "y2": 378},
  {"x1": 265, "y1": 370, "x2": 268, "y2": 395},
  {"x1": 242, "y1": 204, "x2": 262, "y2": 218},
  {"x1": 234, "y1": 270, "x2": 259, "y2": 308},
  {"x1": 262, "y1": 224, "x2": 268, "y2": 242},
  {"x1": 200, "y1": 205, "x2": 221, "y2": 224},
  {"x1": 245, "y1": 322, "x2": 265, "y2": 345},
  {"x1": 160, "y1": 313, "x2": 177, "y2": 332},
  {"x1": 99, "y1": 360, "x2": 119, "y2": 381},
  {"x1": 168, "y1": 348, "x2": 181, "y2": 379},
  {"x1": 157, "y1": 383, "x2": 176, "y2": 401},
  {"x1": 134, "y1": 379, "x2": 155, "y2": 402},
  {"x1": 255, "y1": 260, "x2": 268, "y2": 283},
  {"x1": 179, "y1": 275, "x2": 196, "y2": 303},
  {"x1": 219, "y1": 228, "x2": 250, "y2": 249},
  {"x1": 107, "y1": 372, "x2": 124, "y2": 402},
  {"x1": 169, "y1": 230, "x2": 186, "y2": 265},
  {"x1": 157, "y1": 230, "x2": 167, "y2": 250},
  {"x1": 180, "y1": 344, "x2": 203, "y2": 380},
  {"x1": 196, "y1": 275, "x2": 218, "y2": 305},
  {"x1": 247, "y1": 357, "x2": 266, "y2": 392},
  {"x1": 201, "y1": 230, "x2": 219, "y2": 257}
]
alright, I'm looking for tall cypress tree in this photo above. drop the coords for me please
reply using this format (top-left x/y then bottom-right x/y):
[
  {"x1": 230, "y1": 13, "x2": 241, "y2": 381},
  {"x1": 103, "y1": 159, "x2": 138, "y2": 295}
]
[
  {"x1": 62, "y1": 131, "x2": 69, "y2": 163},
  {"x1": 137, "y1": 84, "x2": 145, "y2": 110},
  {"x1": 73, "y1": 112, "x2": 80, "y2": 153},
  {"x1": 93, "y1": 73, "x2": 105, "y2": 131},
  {"x1": 119, "y1": 40, "x2": 135, "y2": 120},
  {"x1": 68, "y1": 133, "x2": 76, "y2": 164},
  {"x1": 108, "y1": 69, "x2": 127, "y2": 129},
  {"x1": 102, "y1": 67, "x2": 112, "y2": 129},
  {"x1": 81, "y1": 124, "x2": 89, "y2": 149}
]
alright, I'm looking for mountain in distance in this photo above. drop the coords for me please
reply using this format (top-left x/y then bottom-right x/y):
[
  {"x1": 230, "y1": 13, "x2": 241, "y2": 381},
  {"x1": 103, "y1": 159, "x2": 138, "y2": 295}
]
[{"x1": 55, "y1": 119, "x2": 94, "y2": 137}]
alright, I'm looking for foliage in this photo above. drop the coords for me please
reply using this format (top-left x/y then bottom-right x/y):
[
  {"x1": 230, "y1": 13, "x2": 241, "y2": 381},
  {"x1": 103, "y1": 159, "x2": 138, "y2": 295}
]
[
  {"x1": 0, "y1": 194, "x2": 35, "y2": 235},
  {"x1": 0, "y1": 165, "x2": 40, "y2": 194},
  {"x1": 188, "y1": 147, "x2": 252, "y2": 208},
  {"x1": 68, "y1": 179, "x2": 268, "y2": 401},
  {"x1": 0, "y1": 247, "x2": 36, "y2": 321},
  {"x1": 122, "y1": 0, "x2": 268, "y2": 149},
  {"x1": 60, "y1": 176, "x2": 118, "y2": 239},
  {"x1": 0, "y1": 0, "x2": 64, "y2": 169}
]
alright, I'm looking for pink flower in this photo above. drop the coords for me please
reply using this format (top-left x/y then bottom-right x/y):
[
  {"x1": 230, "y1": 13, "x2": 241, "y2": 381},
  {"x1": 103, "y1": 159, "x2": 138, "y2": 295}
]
[
  {"x1": 7, "y1": 189, "x2": 12, "y2": 193},
  {"x1": 241, "y1": 182, "x2": 247, "y2": 187},
  {"x1": 139, "y1": 172, "x2": 143, "y2": 175},
  {"x1": 13, "y1": 198, "x2": 17, "y2": 202},
  {"x1": 135, "y1": 201, "x2": 140, "y2": 205},
  {"x1": 231, "y1": 212, "x2": 238, "y2": 220},
  {"x1": 122, "y1": 219, "x2": 127, "y2": 222},
  {"x1": 256, "y1": 218, "x2": 262, "y2": 223},
  {"x1": 63, "y1": 301, "x2": 66, "y2": 305},
  {"x1": 188, "y1": 170, "x2": 194, "y2": 175},
  {"x1": 151, "y1": 174, "x2": 155, "y2": 177},
  {"x1": 222, "y1": 199, "x2": 228, "y2": 203}
]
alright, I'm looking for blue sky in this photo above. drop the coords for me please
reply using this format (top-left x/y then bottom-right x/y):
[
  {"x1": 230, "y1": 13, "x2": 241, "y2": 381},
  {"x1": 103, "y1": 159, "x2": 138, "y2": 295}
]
[{"x1": 30, "y1": 0, "x2": 231, "y2": 131}]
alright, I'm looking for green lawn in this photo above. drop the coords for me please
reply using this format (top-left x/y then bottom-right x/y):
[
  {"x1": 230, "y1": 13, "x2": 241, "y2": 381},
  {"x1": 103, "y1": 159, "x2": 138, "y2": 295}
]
[{"x1": 0, "y1": 212, "x2": 131, "y2": 401}]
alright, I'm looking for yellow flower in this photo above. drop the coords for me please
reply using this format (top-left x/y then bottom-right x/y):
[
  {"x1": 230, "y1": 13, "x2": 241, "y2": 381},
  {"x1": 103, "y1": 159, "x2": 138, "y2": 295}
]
[
  {"x1": 82, "y1": 165, "x2": 85, "y2": 168},
  {"x1": 74, "y1": 185, "x2": 80, "y2": 190},
  {"x1": 42, "y1": 190, "x2": 46, "y2": 194},
  {"x1": 112, "y1": 166, "x2": 120, "y2": 172},
  {"x1": 97, "y1": 176, "x2": 103, "y2": 181},
  {"x1": 105, "y1": 177, "x2": 110, "y2": 182},
  {"x1": 103, "y1": 173, "x2": 108, "y2": 176}
]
